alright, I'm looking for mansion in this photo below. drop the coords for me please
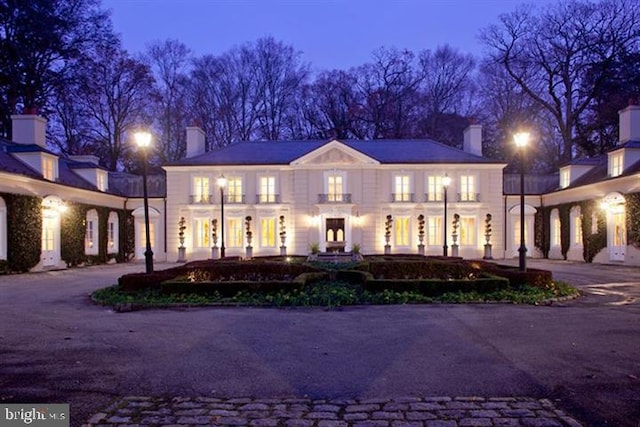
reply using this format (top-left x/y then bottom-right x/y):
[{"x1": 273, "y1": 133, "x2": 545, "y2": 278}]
[{"x1": 0, "y1": 105, "x2": 639, "y2": 272}]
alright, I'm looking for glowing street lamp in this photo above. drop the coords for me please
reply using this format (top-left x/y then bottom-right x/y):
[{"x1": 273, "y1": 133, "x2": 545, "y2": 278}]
[
  {"x1": 442, "y1": 173, "x2": 451, "y2": 257},
  {"x1": 134, "y1": 131, "x2": 153, "y2": 273},
  {"x1": 217, "y1": 174, "x2": 227, "y2": 259},
  {"x1": 514, "y1": 131, "x2": 530, "y2": 272}
]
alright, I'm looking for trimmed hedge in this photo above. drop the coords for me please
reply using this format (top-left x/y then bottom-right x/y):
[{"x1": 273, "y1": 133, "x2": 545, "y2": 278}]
[
  {"x1": 4, "y1": 193, "x2": 41, "y2": 272},
  {"x1": 363, "y1": 274, "x2": 509, "y2": 296},
  {"x1": 119, "y1": 260, "x2": 321, "y2": 292},
  {"x1": 481, "y1": 263, "x2": 553, "y2": 288},
  {"x1": 160, "y1": 271, "x2": 328, "y2": 296},
  {"x1": 364, "y1": 259, "x2": 478, "y2": 280}
]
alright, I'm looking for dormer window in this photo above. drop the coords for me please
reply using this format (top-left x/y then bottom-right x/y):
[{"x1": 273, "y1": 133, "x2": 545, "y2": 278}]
[
  {"x1": 97, "y1": 171, "x2": 108, "y2": 192},
  {"x1": 610, "y1": 152, "x2": 623, "y2": 177},
  {"x1": 560, "y1": 169, "x2": 570, "y2": 189},
  {"x1": 42, "y1": 155, "x2": 57, "y2": 181}
]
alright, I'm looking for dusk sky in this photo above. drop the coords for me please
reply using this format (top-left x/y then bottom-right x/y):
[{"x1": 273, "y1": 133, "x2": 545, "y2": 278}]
[{"x1": 103, "y1": 0, "x2": 551, "y2": 72}]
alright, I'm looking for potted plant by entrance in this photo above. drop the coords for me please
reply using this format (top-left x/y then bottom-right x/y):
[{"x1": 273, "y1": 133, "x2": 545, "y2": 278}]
[
  {"x1": 211, "y1": 218, "x2": 218, "y2": 259},
  {"x1": 245, "y1": 215, "x2": 253, "y2": 259},
  {"x1": 417, "y1": 214, "x2": 425, "y2": 255},
  {"x1": 483, "y1": 213, "x2": 493, "y2": 259},
  {"x1": 177, "y1": 216, "x2": 187, "y2": 262},
  {"x1": 308, "y1": 242, "x2": 320, "y2": 261},
  {"x1": 351, "y1": 243, "x2": 363, "y2": 261},
  {"x1": 279, "y1": 215, "x2": 287, "y2": 256},
  {"x1": 451, "y1": 213, "x2": 460, "y2": 257},
  {"x1": 384, "y1": 215, "x2": 393, "y2": 254}
]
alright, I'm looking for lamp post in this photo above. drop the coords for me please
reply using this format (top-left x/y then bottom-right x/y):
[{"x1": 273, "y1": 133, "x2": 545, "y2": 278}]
[
  {"x1": 217, "y1": 174, "x2": 227, "y2": 259},
  {"x1": 134, "y1": 131, "x2": 153, "y2": 273},
  {"x1": 442, "y1": 174, "x2": 451, "y2": 257},
  {"x1": 514, "y1": 132, "x2": 530, "y2": 272}
]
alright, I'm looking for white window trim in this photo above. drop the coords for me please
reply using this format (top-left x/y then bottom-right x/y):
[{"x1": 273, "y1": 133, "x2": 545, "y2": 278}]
[
  {"x1": 458, "y1": 174, "x2": 478, "y2": 201},
  {"x1": 570, "y1": 207, "x2": 583, "y2": 247},
  {"x1": 257, "y1": 174, "x2": 278, "y2": 203},
  {"x1": 85, "y1": 209, "x2": 99, "y2": 255},
  {"x1": 107, "y1": 211, "x2": 119, "y2": 254},
  {"x1": 458, "y1": 215, "x2": 477, "y2": 246},
  {"x1": 394, "y1": 215, "x2": 411, "y2": 247},
  {"x1": 323, "y1": 170, "x2": 347, "y2": 195}
]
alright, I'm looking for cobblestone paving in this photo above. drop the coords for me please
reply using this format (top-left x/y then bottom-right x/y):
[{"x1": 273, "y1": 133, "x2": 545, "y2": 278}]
[{"x1": 83, "y1": 396, "x2": 583, "y2": 427}]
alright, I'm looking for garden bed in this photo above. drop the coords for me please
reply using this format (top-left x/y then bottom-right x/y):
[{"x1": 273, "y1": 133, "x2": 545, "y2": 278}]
[{"x1": 93, "y1": 256, "x2": 577, "y2": 309}]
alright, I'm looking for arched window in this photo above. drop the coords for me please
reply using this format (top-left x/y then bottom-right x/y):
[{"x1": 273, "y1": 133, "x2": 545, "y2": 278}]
[
  {"x1": 107, "y1": 212, "x2": 119, "y2": 254},
  {"x1": 550, "y1": 209, "x2": 561, "y2": 247},
  {"x1": 85, "y1": 209, "x2": 99, "y2": 255},
  {"x1": 570, "y1": 206, "x2": 583, "y2": 246}
]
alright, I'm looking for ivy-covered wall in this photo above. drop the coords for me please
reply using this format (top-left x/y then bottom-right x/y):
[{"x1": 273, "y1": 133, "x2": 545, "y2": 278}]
[
  {"x1": 61, "y1": 202, "x2": 133, "y2": 266},
  {"x1": 579, "y1": 200, "x2": 607, "y2": 263},
  {"x1": 2, "y1": 193, "x2": 42, "y2": 272},
  {"x1": 626, "y1": 192, "x2": 640, "y2": 248},
  {"x1": 536, "y1": 197, "x2": 615, "y2": 263}
]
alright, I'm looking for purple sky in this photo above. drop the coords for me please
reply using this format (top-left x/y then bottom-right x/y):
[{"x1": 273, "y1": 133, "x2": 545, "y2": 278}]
[{"x1": 103, "y1": 0, "x2": 546, "y2": 72}]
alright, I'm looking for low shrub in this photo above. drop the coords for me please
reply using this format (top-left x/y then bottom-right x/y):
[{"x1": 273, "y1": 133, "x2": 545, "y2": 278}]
[
  {"x1": 363, "y1": 274, "x2": 509, "y2": 296},
  {"x1": 482, "y1": 264, "x2": 553, "y2": 288},
  {"x1": 365, "y1": 259, "x2": 478, "y2": 280}
]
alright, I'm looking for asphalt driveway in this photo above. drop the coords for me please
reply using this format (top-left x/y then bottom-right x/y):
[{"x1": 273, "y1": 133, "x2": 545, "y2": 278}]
[{"x1": 0, "y1": 260, "x2": 638, "y2": 427}]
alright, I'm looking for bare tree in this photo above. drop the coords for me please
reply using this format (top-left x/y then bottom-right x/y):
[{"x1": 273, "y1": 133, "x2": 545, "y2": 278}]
[
  {"x1": 253, "y1": 37, "x2": 309, "y2": 140},
  {"x1": 146, "y1": 39, "x2": 192, "y2": 162},
  {"x1": 416, "y1": 45, "x2": 477, "y2": 146},
  {"x1": 354, "y1": 47, "x2": 424, "y2": 139},
  {"x1": 481, "y1": 0, "x2": 640, "y2": 165},
  {"x1": 0, "y1": 0, "x2": 113, "y2": 138},
  {"x1": 78, "y1": 43, "x2": 155, "y2": 170}
]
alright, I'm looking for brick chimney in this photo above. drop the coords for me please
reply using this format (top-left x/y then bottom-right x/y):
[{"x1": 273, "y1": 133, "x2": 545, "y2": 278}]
[
  {"x1": 11, "y1": 114, "x2": 47, "y2": 148},
  {"x1": 186, "y1": 126, "x2": 205, "y2": 158},
  {"x1": 463, "y1": 122, "x2": 483, "y2": 156},
  {"x1": 618, "y1": 100, "x2": 640, "y2": 144}
]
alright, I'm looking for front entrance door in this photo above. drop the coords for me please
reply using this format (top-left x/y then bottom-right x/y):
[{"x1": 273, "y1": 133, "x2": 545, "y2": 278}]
[
  {"x1": 41, "y1": 216, "x2": 57, "y2": 266},
  {"x1": 326, "y1": 218, "x2": 345, "y2": 252},
  {"x1": 610, "y1": 211, "x2": 626, "y2": 261}
]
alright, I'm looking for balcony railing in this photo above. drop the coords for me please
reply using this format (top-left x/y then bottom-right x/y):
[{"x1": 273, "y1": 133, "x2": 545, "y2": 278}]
[
  {"x1": 457, "y1": 193, "x2": 480, "y2": 202},
  {"x1": 424, "y1": 193, "x2": 443, "y2": 202},
  {"x1": 190, "y1": 194, "x2": 213, "y2": 204},
  {"x1": 224, "y1": 194, "x2": 246, "y2": 204},
  {"x1": 318, "y1": 193, "x2": 352, "y2": 203},
  {"x1": 256, "y1": 194, "x2": 281, "y2": 204},
  {"x1": 391, "y1": 193, "x2": 414, "y2": 202}
]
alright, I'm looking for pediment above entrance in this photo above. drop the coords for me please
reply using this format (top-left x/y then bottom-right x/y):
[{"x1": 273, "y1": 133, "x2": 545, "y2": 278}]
[{"x1": 291, "y1": 140, "x2": 379, "y2": 166}]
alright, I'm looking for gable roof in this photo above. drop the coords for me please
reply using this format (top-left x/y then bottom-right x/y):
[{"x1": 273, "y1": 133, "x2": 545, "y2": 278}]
[{"x1": 167, "y1": 138, "x2": 503, "y2": 167}]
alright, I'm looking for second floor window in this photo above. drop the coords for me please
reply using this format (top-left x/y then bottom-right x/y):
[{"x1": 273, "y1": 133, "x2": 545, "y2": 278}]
[
  {"x1": 328, "y1": 174, "x2": 343, "y2": 202},
  {"x1": 227, "y1": 177, "x2": 243, "y2": 203},
  {"x1": 427, "y1": 176, "x2": 443, "y2": 201},
  {"x1": 259, "y1": 176, "x2": 276, "y2": 203},
  {"x1": 459, "y1": 175, "x2": 476, "y2": 201},
  {"x1": 193, "y1": 177, "x2": 210, "y2": 203},
  {"x1": 394, "y1": 175, "x2": 411, "y2": 201}
]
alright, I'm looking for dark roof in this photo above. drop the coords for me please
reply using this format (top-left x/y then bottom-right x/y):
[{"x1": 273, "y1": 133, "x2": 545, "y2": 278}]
[
  {"x1": 0, "y1": 139, "x2": 42, "y2": 178},
  {"x1": 109, "y1": 172, "x2": 166, "y2": 198},
  {"x1": 168, "y1": 139, "x2": 503, "y2": 167},
  {"x1": 68, "y1": 161, "x2": 108, "y2": 171},
  {"x1": 504, "y1": 173, "x2": 559, "y2": 195},
  {"x1": 0, "y1": 138, "x2": 163, "y2": 197}
]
